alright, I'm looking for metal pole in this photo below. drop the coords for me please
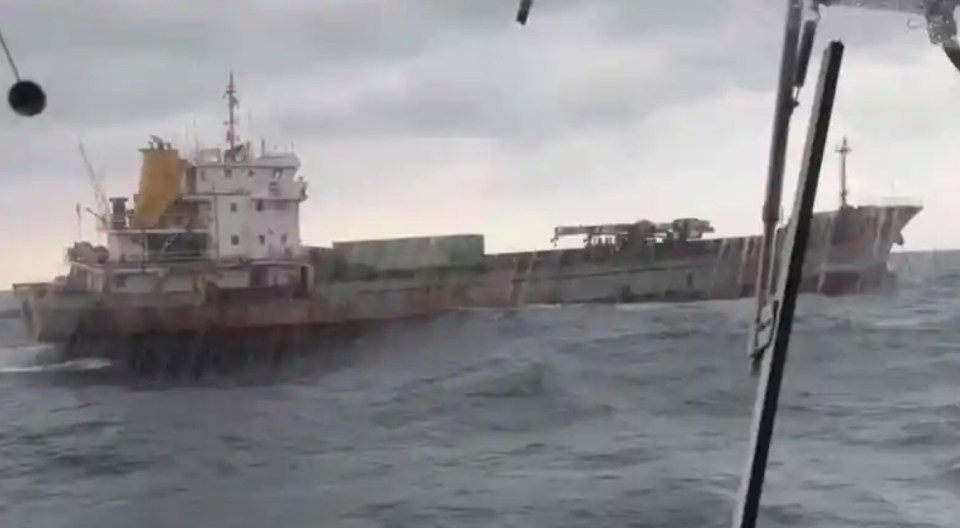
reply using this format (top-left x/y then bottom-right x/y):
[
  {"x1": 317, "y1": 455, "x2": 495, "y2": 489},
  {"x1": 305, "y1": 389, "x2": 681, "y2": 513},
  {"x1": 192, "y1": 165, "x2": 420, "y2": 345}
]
[
  {"x1": 837, "y1": 136, "x2": 850, "y2": 207},
  {"x1": 749, "y1": 0, "x2": 805, "y2": 364},
  {"x1": 733, "y1": 40, "x2": 845, "y2": 528},
  {"x1": 212, "y1": 182, "x2": 220, "y2": 261}
]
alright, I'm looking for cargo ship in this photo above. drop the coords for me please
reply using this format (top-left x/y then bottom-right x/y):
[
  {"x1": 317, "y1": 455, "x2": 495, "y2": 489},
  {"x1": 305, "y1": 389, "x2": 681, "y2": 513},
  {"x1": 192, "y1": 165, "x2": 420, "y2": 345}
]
[{"x1": 12, "y1": 77, "x2": 921, "y2": 352}]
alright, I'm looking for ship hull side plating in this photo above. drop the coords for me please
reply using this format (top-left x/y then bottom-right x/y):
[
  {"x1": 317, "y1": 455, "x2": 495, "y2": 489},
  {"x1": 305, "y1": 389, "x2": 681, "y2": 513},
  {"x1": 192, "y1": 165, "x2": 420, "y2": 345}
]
[{"x1": 15, "y1": 204, "x2": 920, "y2": 345}]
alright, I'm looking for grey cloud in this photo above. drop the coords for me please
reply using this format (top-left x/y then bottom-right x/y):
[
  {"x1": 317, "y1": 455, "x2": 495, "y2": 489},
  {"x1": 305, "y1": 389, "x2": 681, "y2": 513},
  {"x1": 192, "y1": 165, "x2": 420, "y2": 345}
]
[
  {"x1": 1, "y1": 0, "x2": 933, "y2": 137},
  {"x1": 257, "y1": 1, "x2": 931, "y2": 143},
  {"x1": 4, "y1": 0, "x2": 531, "y2": 125},
  {"x1": 267, "y1": 76, "x2": 681, "y2": 144},
  {"x1": 259, "y1": 59, "x2": 666, "y2": 141}
]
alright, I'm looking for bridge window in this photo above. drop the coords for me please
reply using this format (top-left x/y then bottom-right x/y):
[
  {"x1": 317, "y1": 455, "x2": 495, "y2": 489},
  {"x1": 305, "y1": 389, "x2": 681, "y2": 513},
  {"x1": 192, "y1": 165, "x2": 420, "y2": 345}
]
[
  {"x1": 256, "y1": 200, "x2": 263, "y2": 212},
  {"x1": 230, "y1": 202, "x2": 237, "y2": 212},
  {"x1": 224, "y1": 168, "x2": 232, "y2": 178},
  {"x1": 259, "y1": 235, "x2": 265, "y2": 245},
  {"x1": 231, "y1": 235, "x2": 239, "y2": 246}
]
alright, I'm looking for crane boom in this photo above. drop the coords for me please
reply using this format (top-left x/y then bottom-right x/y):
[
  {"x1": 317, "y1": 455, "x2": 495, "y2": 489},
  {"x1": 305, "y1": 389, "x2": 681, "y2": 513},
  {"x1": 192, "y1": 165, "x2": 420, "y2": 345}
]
[{"x1": 78, "y1": 140, "x2": 108, "y2": 217}]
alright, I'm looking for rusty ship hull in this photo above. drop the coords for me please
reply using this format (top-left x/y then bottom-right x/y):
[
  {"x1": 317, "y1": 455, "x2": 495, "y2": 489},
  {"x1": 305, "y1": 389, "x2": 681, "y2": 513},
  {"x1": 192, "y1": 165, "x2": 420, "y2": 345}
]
[{"x1": 14, "y1": 203, "x2": 920, "y2": 349}]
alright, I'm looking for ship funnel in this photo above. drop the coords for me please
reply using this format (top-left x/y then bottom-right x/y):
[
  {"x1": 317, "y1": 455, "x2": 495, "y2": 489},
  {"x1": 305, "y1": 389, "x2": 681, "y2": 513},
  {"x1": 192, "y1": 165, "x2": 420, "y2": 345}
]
[{"x1": 133, "y1": 139, "x2": 182, "y2": 228}]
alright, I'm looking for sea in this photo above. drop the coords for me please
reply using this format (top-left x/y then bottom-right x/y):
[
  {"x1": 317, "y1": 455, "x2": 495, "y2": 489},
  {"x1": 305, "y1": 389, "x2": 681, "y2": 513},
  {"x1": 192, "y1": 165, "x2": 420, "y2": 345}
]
[{"x1": 0, "y1": 250, "x2": 957, "y2": 528}]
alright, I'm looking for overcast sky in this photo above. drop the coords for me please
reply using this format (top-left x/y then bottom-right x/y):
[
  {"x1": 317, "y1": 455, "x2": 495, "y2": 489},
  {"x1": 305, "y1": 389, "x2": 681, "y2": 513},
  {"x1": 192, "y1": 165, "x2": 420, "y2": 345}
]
[{"x1": 1, "y1": 0, "x2": 958, "y2": 284}]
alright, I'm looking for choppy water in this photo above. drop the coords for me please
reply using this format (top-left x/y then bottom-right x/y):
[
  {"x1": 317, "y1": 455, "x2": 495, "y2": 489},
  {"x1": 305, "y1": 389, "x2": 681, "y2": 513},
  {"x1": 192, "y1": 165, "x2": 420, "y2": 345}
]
[{"x1": 0, "y1": 251, "x2": 957, "y2": 528}]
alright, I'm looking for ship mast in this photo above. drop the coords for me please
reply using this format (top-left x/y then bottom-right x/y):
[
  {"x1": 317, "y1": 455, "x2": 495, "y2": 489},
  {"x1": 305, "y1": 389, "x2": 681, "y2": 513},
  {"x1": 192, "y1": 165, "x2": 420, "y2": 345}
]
[
  {"x1": 836, "y1": 136, "x2": 850, "y2": 208},
  {"x1": 224, "y1": 72, "x2": 239, "y2": 158}
]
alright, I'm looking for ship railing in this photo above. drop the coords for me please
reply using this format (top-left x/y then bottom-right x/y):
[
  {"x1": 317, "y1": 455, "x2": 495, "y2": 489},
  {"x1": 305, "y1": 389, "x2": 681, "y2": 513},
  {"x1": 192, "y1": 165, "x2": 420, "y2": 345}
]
[
  {"x1": 869, "y1": 196, "x2": 924, "y2": 208},
  {"x1": 144, "y1": 252, "x2": 207, "y2": 264},
  {"x1": 111, "y1": 250, "x2": 210, "y2": 265},
  {"x1": 265, "y1": 247, "x2": 300, "y2": 260},
  {"x1": 118, "y1": 212, "x2": 208, "y2": 230},
  {"x1": 151, "y1": 214, "x2": 209, "y2": 230},
  {"x1": 191, "y1": 148, "x2": 222, "y2": 164},
  {"x1": 256, "y1": 179, "x2": 307, "y2": 200},
  {"x1": 12, "y1": 282, "x2": 50, "y2": 300},
  {"x1": 111, "y1": 253, "x2": 260, "y2": 269}
]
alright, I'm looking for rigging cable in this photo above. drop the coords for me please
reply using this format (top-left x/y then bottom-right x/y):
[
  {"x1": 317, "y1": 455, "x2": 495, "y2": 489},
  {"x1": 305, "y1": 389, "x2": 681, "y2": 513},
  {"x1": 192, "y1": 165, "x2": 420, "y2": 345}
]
[
  {"x1": 0, "y1": 23, "x2": 21, "y2": 80},
  {"x1": 0, "y1": 23, "x2": 45, "y2": 117}
]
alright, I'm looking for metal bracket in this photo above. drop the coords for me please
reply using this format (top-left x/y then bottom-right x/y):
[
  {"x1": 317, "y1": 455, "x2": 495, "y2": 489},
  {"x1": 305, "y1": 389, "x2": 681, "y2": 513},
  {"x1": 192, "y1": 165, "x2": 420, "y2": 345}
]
[
  {"x1": 733, "y1": 40, "x2": 845, "y2": 528},
  {"x1": 517, "y1": 0, "x2": 534, "y2": 25},
  {"x1": 749, "y1": 299, "x2": 779, "y2": 374}
]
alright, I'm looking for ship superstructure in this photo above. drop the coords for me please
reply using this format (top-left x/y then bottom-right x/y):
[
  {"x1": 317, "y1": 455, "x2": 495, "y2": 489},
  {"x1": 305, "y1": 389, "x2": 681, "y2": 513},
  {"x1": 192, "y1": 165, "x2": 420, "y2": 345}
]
[{"x1": 61, "y1": 74, "x2": 311, "y2": 298}]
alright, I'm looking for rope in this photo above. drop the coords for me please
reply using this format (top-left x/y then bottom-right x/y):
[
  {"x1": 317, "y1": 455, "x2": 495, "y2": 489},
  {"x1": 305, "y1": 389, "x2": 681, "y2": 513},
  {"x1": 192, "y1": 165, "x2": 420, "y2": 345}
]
[{"x1": 0, "y1": 25, "x2": 21, "y2": 81}]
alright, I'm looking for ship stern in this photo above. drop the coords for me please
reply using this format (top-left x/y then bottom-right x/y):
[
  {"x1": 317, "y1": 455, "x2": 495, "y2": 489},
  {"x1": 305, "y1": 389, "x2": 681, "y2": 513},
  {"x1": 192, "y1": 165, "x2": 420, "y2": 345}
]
[
  {"x1": 12, "y1": 282, "x2": 49, "y2": 341},
  {"x1": 11, "y1": 282, "x2": 93, "y2": 344}
]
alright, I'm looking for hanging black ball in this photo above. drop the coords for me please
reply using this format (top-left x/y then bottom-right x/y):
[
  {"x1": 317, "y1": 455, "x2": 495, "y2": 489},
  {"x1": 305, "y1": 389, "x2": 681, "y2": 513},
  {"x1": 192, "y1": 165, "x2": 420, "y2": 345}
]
[{"x1": 8, "y1": 80, "x2": 46, "y2": 117}]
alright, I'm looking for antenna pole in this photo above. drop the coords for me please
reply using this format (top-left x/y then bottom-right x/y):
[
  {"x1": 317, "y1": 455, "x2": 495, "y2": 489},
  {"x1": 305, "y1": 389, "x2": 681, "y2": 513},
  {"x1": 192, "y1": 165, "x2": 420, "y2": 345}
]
[
  {"x1": 76, "y1": 203, "x2": 82, "y2": 241},
  {"x1": 225, "y1": 72, "x2": 239, "y2": 157},
  {"x1": 836, "y1": 136, "x2": 850, "y2": 207}
]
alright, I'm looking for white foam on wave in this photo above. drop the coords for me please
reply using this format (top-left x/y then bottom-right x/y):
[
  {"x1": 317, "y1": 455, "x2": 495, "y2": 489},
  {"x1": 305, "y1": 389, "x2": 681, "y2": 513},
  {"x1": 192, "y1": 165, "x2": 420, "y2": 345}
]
[
  {"x1": 0, "y1": 358, "x2": 114, "y2": 374},
  {"x1": 0, "y1": 344, "x2": 114, "y2": 374},
  {"x1": 862, "y1": 311, "x2": 957, "y2": 330}
]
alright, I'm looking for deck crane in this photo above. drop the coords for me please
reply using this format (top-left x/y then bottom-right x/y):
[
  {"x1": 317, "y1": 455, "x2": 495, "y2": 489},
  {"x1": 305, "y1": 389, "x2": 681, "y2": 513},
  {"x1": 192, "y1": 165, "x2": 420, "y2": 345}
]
[{"x1": 78, "y1": 141, "x2": 110, "y2": 232}]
